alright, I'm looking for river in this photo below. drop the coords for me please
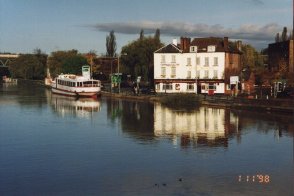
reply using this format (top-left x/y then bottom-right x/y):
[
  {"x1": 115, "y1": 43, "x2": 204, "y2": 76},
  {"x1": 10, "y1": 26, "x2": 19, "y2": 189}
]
[{"x1": 0, "y1": 81, "x2": 293, "y2": 196}]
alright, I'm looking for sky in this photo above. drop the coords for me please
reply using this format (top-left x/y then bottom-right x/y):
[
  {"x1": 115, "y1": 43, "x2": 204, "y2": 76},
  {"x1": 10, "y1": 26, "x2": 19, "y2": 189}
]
[{"x1": 0, "y1": 0, "x2": 292, "y2": 54}]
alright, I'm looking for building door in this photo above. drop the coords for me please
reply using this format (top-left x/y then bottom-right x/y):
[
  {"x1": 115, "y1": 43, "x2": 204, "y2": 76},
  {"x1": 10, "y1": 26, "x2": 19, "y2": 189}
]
[{"x1": 197, "y1": 84, "x2": 201, "y2": 94}]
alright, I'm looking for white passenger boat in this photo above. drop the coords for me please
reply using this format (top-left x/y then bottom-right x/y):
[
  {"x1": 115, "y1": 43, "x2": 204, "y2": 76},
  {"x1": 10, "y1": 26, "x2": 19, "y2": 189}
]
[{"x1": 51, "y1": 65, "x2": 101, "y2": 98}]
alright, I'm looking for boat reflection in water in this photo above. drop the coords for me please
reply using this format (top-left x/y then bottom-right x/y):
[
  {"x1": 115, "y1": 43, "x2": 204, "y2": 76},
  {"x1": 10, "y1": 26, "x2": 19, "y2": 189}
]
[
  {"x1": 154, "y1": 103, "x2": 239, "y2": 148},
  {"x1": 50, "y1": 93, "x2": 101, "y2": 119}
]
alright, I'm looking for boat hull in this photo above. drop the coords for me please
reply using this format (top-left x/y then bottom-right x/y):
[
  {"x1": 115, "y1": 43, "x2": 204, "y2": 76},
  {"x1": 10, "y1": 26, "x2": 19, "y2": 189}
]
[{"x1": 51, "y1": 87, "x2": 100, "y2": 98}]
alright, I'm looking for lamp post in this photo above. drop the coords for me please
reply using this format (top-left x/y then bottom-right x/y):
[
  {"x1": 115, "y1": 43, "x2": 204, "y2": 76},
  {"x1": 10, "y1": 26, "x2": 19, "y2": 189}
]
[
  {"x1": 117, "y1": 53, "x2": 127, "y2": 94},
  {"x1": 241, "y1": 68, "x2": 247, "y2": 94}
]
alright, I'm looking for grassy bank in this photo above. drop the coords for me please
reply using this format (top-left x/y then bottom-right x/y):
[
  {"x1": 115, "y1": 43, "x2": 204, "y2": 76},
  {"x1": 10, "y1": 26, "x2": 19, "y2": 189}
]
[{"x1": 160, "y1": 94, "x2": 201, "y2": 110}]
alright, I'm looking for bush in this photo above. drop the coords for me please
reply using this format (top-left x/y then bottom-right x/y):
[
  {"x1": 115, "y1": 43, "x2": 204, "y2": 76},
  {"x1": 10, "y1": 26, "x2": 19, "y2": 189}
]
[{"x1": 160, "y1": 94, "x2": 201, "y2": 110}]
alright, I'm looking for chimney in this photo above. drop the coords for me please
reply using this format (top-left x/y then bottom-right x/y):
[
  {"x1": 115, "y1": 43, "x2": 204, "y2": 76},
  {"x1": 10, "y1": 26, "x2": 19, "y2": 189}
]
[
  {"x1": 172, "y1": 39, "x2": 178, "y2": 46},
  {"x1": 224, "y1": 37, "x2": 229, "y2": 51},
  {"x1": 236, "y1": 40, "x2": 242, "y2": 51},
  {"x1": 180, "y1": 37, "x2": 191, "y2": 52}
]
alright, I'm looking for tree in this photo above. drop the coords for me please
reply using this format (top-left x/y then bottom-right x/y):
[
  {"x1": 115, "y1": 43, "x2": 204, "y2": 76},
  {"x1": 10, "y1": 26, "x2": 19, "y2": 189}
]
[
  {"x1": 9, "y1": 54, "x2": 43, "y2": 79},
  {"x1": 281, "y1": 27, "x2": 288, "y2": 41},
  {"x1": 33, "y1": 48, "x2": 48, "y2": 77},
  {"x1": 120, "y1": 31, "x2": 164, "y2": 83},
  {"x1": 8, "y1": 49, "x2": 47, "y2": 80},
  {"x1": 47, "y1": 50, "x2": 87, "y2": 77},
  {"x1": 154, "y1": 28, "x2": 160, "y2": 42},
  {"x1": 106, "y1": 30, "x2": 117, "y2": 57},
  {"x1": 241, "y1": 44, "x2": 263, "y2": 72},
  {"x1": 275, "y1": 33, "x2": 280, "y2": 42},
  {"x1": 139, "y1": 29, "x2": 144, "y2": 40}
]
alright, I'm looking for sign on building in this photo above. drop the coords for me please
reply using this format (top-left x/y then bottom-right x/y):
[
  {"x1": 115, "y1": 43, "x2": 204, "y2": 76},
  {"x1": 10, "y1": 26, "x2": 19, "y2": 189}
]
[{"x1": 230, "y1": 76, "x2": 239, "y2": 84}]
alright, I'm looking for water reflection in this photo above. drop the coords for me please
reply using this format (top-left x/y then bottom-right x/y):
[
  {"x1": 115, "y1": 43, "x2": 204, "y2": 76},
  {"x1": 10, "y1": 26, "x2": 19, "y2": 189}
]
[
  {"x1": 0, "y1": 81, "x2": 47, "y2": 107},
  {"x1": 105, "y1": 99, "x2": 293, "y2": 149},
  {"x1": 154, "y1": 103, "x2": 240, "y2": 148},
  {"x1": 106, "y1": 98, "x2": 155, "y2": 141},
  {"x1": 234, "y1": 110, "x2": 294, "y2": 138},
  {"x1": 49, "y1": 93, "x2": 101, "y2": 119},
  {"x1": 106, "y1": 100, "x2": 241, "y2": 147}
]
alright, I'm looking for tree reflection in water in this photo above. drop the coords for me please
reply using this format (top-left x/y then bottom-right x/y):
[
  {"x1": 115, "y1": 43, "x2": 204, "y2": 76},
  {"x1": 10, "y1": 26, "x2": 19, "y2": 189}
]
[{"x1": 106, "y1": 98, "x2": 293, "y2": 149}]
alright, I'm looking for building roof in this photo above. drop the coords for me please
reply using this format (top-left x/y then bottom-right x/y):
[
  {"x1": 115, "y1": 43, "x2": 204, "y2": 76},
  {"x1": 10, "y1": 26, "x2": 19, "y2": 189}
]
[
  {"x1": 155, "y1": 44, "x2": 182, "y2": 53},
  {"x1": 190, "y1": 37, "x2": 241, "y2": 54}
]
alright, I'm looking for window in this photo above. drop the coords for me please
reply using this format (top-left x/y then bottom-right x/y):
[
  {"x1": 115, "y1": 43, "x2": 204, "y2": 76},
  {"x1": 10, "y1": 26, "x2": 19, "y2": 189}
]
[
  {"x1": 171, "y1": 55, "x2": 176, "y2": 63},
  {"x1": 201, "y1": 84, "x2": 207, "y2": 90},
  {"x1": 171, "y1": 67, "x2": 176, "y2": 78},
  {"x1": 187, "y1": 71, "x2": 191, "y2": 79},
  {"x1": 163, "y1": 83, "x2": 173, "y2": 90},
  {"x1": 187, "y1": 83, "x2": 194, "y2": 90},
  {"x1": 161, "y1": 67, "x2": 166, "y2": 77},
  {"x1": 214, "y1": 57, "x2": 218, "y2": 66},
  {"x1": 155, "y1": 84, "x2": 160, "y2": 90},
  {"x1": 207, "y1": 45, "x2": 216, "y2": 52},
  {"x1": 213, "y1": 70, "x2": 218, "y2": 78},
  {"x1": 205, "y1": 57, "x2": 209, "y2": 66},
  {"x1": 190, "y1": 46, "x2": 197, "y2": 52},
  {"x1": 161, "y1": 55, "x2": 166, "y2": 63},
  {"x1": 196, "y1": 57, "x2": 200, "y2": 65},
  {"x1": 187, "y1": 57, "x2": 191, "y2": 66},
  {"x1": 196, "y1": 70, "x2": 200, "y2": 78},
  {"x1": 83, "y1": 81, "x2": 93, "y2": 87},
  {"x1": 204, "y1": 70, "x2": 209, "y2": 78},
  {"x1": 208, "y1": 84, "x2": 216, "y2": 90}
]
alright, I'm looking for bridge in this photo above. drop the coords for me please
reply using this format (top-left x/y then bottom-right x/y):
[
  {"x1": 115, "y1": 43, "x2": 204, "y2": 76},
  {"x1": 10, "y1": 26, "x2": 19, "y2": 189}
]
[{"x1": 0, "y1": 54, "x2": 19, "y2": 67}]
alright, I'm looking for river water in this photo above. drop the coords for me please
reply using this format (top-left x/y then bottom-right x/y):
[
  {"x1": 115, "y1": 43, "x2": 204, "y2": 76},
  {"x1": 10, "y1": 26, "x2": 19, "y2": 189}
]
[{"x1": 0, "y1": 81, "x2": 293, "y2": 196}]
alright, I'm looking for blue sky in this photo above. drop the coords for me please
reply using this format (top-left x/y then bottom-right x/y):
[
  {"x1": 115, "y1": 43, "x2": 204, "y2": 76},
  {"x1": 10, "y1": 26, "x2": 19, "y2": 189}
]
[{"x1": 0, "y1": 0, "x2": 292, "y2": 54}]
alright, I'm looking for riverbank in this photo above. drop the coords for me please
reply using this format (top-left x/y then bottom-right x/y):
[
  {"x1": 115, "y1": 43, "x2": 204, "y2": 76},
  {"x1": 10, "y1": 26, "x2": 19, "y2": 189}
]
[
  {"x1": 101, "y1": 91, "x2": 294, "y2": 114},
  {"x1": 9, "y1": 79, "x2": 293, "y2": 114}
]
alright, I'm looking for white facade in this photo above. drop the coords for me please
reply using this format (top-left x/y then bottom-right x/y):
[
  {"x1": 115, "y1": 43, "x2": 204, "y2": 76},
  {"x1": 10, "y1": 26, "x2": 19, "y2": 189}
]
[{"x1": 154, "y1": 43, "x2": 226, "y2": 94}]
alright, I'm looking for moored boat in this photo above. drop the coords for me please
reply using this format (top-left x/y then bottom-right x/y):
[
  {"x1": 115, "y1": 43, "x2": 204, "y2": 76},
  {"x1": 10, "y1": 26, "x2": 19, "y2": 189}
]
[
  {"x1": 2, "y1": 76, "x2": 17, "y2": 84},
  {"x1": 51, "y1": 65, "x2": 101, "y2": 98}
]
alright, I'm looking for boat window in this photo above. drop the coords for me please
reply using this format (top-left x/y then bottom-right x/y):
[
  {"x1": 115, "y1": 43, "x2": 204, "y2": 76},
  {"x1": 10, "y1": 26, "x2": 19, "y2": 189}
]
[
  {"x1": 92, "y1": 81, "x2": 98, "y2": 87},
  {"x1": 83, "y1": 81, "x2": 93, "y2": 87}
]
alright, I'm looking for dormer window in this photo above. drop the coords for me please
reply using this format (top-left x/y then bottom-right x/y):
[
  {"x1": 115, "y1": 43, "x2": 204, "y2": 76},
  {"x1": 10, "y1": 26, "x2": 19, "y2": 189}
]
[
  {"x1": 190, "y1": 46, "x2": 197, "y2": 52},
  {"x1": 207, "y1": 45, "x2": 216, "y2": 52}
]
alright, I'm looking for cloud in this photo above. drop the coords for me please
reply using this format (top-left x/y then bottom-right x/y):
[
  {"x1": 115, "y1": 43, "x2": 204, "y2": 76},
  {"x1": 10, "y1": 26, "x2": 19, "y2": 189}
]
[
  {"x1": 249, "y1": 0, "x2": 264, "y2": 5},
  {"x1": 90, "y1": 21, "x2": 282, "y2": 43}
]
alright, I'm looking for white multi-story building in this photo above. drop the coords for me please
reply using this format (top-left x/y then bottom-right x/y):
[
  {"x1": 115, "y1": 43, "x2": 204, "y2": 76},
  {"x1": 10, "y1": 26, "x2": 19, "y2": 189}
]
[{"x1": 154, "y1": 37, "x2": 242, "y2": 94}]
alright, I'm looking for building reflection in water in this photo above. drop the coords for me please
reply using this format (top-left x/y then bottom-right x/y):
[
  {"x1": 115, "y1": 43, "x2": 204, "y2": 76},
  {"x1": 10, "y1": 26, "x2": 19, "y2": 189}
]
[
  {"x1": 154, "y1": 103, "x2": 239, "y2": 148},
  {"x1": 106, "y1": 99, "x2": 241, "y2": 148},
  {"x1": 49, "y1": 93, "x2": 101, "y2": 119}
]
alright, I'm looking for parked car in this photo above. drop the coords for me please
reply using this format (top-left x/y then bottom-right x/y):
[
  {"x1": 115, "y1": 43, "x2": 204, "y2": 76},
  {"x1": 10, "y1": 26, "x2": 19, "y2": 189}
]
[
  {"x1": 277, "y1": 87, "x2": 294, "y2": 98},
  {"x1": 140, "y1": 87, "x2": 156, "y2": 95}
]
